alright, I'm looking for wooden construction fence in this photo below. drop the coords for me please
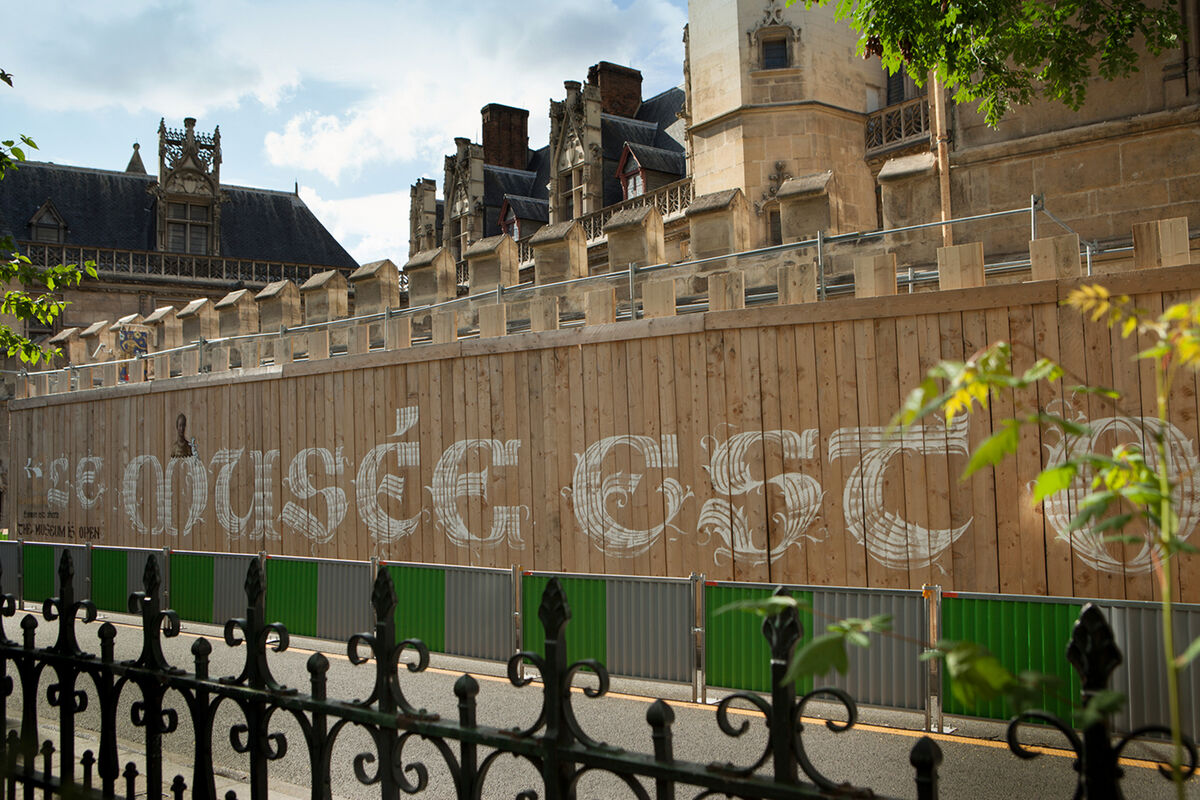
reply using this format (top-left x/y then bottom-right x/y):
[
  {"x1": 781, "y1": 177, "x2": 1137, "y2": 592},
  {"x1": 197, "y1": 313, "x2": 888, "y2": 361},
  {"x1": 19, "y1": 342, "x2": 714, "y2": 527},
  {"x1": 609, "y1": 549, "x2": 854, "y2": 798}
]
[{"x1": 9, "y1": 244, "x2": 1200, "y2": 601}]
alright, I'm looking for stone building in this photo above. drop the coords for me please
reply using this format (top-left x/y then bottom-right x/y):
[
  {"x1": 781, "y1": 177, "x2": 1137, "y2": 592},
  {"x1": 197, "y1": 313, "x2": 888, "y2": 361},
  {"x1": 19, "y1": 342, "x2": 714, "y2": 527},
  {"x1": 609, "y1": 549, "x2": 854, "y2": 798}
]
[
  {"x1": 0, "y1": 117, "x2": 357, "y2": 342},
  {"x1": 407, "y1": 0, "x2": 1199, "y2": 281},
  {"x1": 407, "y1": 62, "x2": 688, "y2": 283}
]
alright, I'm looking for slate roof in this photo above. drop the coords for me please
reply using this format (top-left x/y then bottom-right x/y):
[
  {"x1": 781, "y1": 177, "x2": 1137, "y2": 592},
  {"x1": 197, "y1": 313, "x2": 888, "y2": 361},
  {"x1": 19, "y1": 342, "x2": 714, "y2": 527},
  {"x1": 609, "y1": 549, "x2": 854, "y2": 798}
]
[
  {"x1": 0, "y1": 161, "x2": 357, "y2": 269},
  {"x1": 625, "y1": 143, "x2": 687, "y2": 176},
  {"x1": 502, "y1": 195, "x2": 549, "y2": 222}
]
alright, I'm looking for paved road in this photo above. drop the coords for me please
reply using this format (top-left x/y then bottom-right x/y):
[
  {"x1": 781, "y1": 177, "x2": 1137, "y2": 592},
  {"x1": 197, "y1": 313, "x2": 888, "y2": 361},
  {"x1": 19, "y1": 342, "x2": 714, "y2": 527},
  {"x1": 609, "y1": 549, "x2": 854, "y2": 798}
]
[{"x1": 4, "y1": 607, "x2": 1194, "y2": 799}]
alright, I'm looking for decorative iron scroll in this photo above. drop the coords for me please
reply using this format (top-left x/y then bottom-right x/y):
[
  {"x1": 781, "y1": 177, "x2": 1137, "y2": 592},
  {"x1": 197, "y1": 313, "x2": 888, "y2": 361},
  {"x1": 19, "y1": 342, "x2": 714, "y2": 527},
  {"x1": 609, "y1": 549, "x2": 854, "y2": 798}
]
[
  {"x1": 0, "y1": 551, "x2": 1190, "y2": 799},
  {"x1": 0, "y1": 551, "x2": 940, "y2": 799}
]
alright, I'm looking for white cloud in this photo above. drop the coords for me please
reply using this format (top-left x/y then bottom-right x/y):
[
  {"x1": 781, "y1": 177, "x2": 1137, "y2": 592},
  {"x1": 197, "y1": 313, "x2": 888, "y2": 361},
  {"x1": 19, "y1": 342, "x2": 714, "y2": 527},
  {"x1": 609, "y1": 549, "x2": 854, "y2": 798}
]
[{"x1": 299, "y1": 185, "x2": 410, "y2": 265}]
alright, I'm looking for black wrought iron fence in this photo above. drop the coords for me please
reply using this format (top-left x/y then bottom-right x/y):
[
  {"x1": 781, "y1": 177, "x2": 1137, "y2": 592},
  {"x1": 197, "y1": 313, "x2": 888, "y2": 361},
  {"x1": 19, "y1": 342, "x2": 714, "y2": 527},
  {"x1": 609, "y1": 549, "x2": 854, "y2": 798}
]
[{"x1": 0, "y1": 551, "x2": 1192, "y2": 799}]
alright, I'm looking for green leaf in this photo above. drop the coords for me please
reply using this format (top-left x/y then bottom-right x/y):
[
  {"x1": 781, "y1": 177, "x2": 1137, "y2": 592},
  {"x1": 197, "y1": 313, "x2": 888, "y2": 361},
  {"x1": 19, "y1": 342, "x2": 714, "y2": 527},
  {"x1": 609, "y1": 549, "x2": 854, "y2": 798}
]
[
  {"x1": 1176, "y1": 636, "x2": 1200, "y2": 668},
  {"x1": 784, "y1": 632, "x2": 849, "y2": 683},
  {"x1": 1033, "y1": 463, "x2": 1077, "y2": 502},
  {"x1": 963, "y1": 420, "x2": 1019, "y2": 479},
  {"x1": 717, "y1": 594, "x2": 803, "y2": 617},
  {"x1": 1076, "y1": 689, "x2": 1126, "y2": 729}
]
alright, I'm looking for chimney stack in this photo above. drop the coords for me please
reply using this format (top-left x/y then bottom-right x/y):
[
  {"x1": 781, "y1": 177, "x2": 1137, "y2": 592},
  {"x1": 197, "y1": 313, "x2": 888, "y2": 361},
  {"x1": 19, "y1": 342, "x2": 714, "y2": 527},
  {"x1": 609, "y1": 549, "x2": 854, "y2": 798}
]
[
  {"x1": 481, "y1": 104, "x2": 530, "y2": 170},
  {"x1": 587, "y1": 62, "x2": 643, "y2": 117}
]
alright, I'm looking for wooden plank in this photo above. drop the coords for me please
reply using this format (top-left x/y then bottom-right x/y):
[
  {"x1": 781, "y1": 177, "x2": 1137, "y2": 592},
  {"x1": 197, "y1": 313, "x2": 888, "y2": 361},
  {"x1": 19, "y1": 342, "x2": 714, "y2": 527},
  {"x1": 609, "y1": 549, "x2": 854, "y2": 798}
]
[
  {"x1": 548, "y1": 346, "x2": 573, "y2": 573},
  {"x1": 529, "y1": 349, "x2": 555, "y2": 571},
  {"x1": 854, "y1": 254, "x2": 897, "y2": 298},
  {"x1": 960, "y1": 309, "x2": 999, "y2": 592},
  {"x1": 878, "y1": 315, "x2": 916, "y2": 590},
  {"x1": 1029, "y1": 301, "x2": 1073, "y2": 597},
  {"x1": 566, "y1": 344, "x2": 588, "y2": 573},
  {"x1": 774, "y1": 323, "x2": 813, "y2": 585},
  {"x1": 756, "y1": 325, "x2": 785, "y2": 583},
  {"x1": 585, "y1": 288, "x2": 617, "y2": 327},
  {"x1": 704, "y1": 329, "x2": 732, "y2": 582},
  {"x1": 348, "y1": 325, "x2": 370, "y2": 355},
  {"x1": 834, "y1": 320, "x2": 868, "y2": 587},
  {"x1": 653, "y1": 334, "x2": 682, "y2": 577},
  {"x1": 733, "y1": 328, "x2": 769, "y2": 583},
  {"x1": 478, "y1": 304, "x2": 508, "y2": 338},
  {"x1": 675, "y1": 333, "x2": 708, "y2": 576},
  {"x1": 1078, "y1": 295, "x2": 1124, "y2": 600},
  {"x1": 937, "y1": 242, "x2": 985, "y2": 290},
  {"x1": 811, "y1": 321, "x2": 847, "y2": 587},
  {"x1": 433, "y1": 311, "x2": 458, "y2": 345},
  {"x1": 309, "y1": 330, "x2": 330, "y2": 361},
  {"x1": 985, "y1": 307, "x2": 1024, "y2": 594},
  {"x1": 612, "y1": 340, "x2": 639, "y2": 574},
  {"x1": 709, "y1": 271, "x2": 746, "y2": 312},
  {"x1": 530, "y1": 296, "x2": 560, "y2": 332},
  {"x1": 1029, "y1": 234, "x2": 1081, "y2": 282},
  {"x1": 642, "y1": 279, "x2": 677, "y2": 319},
  {"x1": 777, "y1": 261, "x2": 817, "y2": 306},
  {"x1": 386, "y1": 316, "x2": 412, "y2": 350},
  {"x1": 415, "y1": 360, "x2": 438, "y2": 566}
]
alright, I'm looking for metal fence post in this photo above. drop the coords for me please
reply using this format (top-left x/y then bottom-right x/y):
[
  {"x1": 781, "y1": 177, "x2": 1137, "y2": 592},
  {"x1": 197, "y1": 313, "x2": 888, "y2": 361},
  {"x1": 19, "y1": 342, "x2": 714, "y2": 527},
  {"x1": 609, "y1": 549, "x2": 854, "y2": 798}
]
[
  {"x1": 162, "y1": 546, "x2": 172, "y2": 608},
  {"x1": 816, "y1": 230, "x2": 826, "y2": 301},
  {"x1": 17, "y1": 538, "x2": 24, "y2": 611},
  {"x1": 85, "y1": 541, "x2": 93, "y2": 601},
  {"x1": 692, "y1": 572, "x2": 706, "y2": 704},
  {"x1": 923, "y1": 584, "x2": 943, "y2": 733},
  {"x1": 512, "y1": 564, "x2": 524, "y2": 681},
  {"x1": 369, "y1": 555, "x2": 379, "y2": 622}
]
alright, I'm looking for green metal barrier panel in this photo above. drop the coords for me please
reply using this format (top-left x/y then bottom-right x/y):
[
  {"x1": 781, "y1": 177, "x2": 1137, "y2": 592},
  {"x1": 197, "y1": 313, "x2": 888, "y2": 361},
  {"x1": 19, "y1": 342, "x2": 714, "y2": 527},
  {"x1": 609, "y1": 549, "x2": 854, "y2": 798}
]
[
  {"x1": 22, "y1": 545, "x2": 55, "y2": 604},
  {"x1": 942, "y1": 596, "x2": 1082, "y2": 721},
  {"x1": 522, "y1": 575, "x2": 607, "y2": 666},
  {"x1": 704, "y1": 584, "x2": 815, "y2": 693},
  {"x1": 386, "y1": 565, "x2": 446, "y2": 653},
  {"x1": 169, "y1": 553, "x2": 215, "y2": 623},
  {"x1": 265, "y1": 559, "x2": 319, "y2": 638},
  {"x1": 91, "y1": 549, "x2": 128, "y2": 612}
]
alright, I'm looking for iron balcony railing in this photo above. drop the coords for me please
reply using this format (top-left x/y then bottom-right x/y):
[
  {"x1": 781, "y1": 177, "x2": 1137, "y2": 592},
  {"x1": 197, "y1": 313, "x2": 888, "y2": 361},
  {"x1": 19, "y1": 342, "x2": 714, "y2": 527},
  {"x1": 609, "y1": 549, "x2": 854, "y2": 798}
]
[
  {"x1": 865, "y1": 96, "x2": 931, "y2": 153},
  {"x1": 17, "y1": 242, "x2": 354, "y2": 287}
]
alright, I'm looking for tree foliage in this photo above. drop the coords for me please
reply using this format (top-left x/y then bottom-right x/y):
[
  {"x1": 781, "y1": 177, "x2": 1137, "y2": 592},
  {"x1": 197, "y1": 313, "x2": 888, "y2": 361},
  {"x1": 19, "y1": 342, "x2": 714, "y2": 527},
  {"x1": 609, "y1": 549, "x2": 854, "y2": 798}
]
[
  {"x1": 793, "y1": 0, "x2": 1186, "y2": 125},
  {"x1": 1, "y1": 68, "x2": 96, "y2": 366}
]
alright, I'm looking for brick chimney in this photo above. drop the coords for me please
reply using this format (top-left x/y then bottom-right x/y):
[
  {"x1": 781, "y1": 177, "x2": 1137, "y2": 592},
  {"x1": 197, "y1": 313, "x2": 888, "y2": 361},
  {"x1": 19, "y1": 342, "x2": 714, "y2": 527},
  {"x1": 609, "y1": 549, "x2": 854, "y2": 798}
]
[
  {"x1": 587, "y1": 62, "x2": 643, "y2": 117},
  {"x1": 481, "y1": 104, "x2": 530, "y2": 170}
]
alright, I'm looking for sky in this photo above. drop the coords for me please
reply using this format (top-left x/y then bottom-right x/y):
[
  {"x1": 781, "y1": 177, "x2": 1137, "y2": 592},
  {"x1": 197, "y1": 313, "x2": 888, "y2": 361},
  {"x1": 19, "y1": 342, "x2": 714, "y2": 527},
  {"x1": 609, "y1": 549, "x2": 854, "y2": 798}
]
[{"x1": 3, "y1": 0, "x2": 689, "y2": 265}]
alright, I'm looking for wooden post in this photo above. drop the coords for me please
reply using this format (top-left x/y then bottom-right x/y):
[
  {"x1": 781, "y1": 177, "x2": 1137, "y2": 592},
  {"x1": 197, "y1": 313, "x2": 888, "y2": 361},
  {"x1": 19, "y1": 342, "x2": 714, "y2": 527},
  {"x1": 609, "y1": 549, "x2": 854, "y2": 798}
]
[
  {"x1": 585, "y1": 288, "x2": 617, "y2": 325},
  {"x1": 101, "y1": 363, "x2": 118, "y2": 387},
  {"x1": 210, "y1": 345, "x2": 231, "y2": 373},
  {"x1": 385, "y1": 315, "x2": 412, "y2": 349},
  {"x1": 529, "y1": 297, "x2": 560, "y2": 332},
  {"x1": 1029, "y1": 233, "x2": 1081, "y2": 281},
  {"x1": 642, "y1": 279, "x2": 677, "y2": 319},
  {"x1": 1132, "y1": 217, "x2": 1191, "y2": 268},
  {"x1": 348, "y1": 325, "x2": 370, "y2": 355},
  {"x1": 479, "y1": 304, "x2": 508, "y2": 338},
  {"x1": 152, "y1": 353, "x2": 170, "y2": 381},
  {"x1": 708, "y1": 271, "x2": 746, "y2": 311},
  {"x1": 854, "y1": 253, "x2": 898, "y2": 297},
  {"x1": 777, "y1": 261, "x2": 818, "y2": 305},
  {"x1": 309, "y1": 330, "x2": 330, "y2": 361},
  {"x1": 937, "y1": 242, "x2": 986, "y2": 290},
  {"x1": 432, "y1": 310, "x2": 458, "y2": 344}
]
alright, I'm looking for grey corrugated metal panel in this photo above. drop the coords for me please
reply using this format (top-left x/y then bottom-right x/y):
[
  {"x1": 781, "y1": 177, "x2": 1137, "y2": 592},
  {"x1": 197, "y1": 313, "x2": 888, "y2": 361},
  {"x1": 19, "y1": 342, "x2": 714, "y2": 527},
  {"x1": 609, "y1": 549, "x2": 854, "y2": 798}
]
[
  {"x1": 316, "y1": 560, "x2": 372, "y2": 641},
  {"x1": 0, "y1": 541, "x2": 19, "y2": 593},
  {"x1": 126, "y1": 549, "x2": 156, "y2": 603},
  {"x1": 213, "y1": 554, "x2": 258, "y2": 624},
  {"x1": 811, "y1": 589, "x2": 926, "y2": 711},
  {"x1": 445, "y1": 566, "x2": 512, "y2": 661},
  {"x1": 1101, "y1": 604, "x2": 1200, "y2": 735},
  {"x1": 54, "y1": 544, "x2": 90, "y2": 599},
  {"x1": 606, "y1": 577, "x2": 692, "y2": 683}
]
